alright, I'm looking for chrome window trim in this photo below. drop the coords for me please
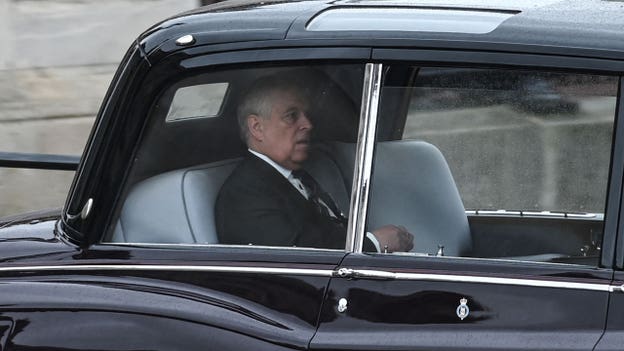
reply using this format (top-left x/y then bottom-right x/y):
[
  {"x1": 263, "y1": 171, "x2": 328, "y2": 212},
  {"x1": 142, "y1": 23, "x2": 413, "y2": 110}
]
[
  {"x1": 387, "y1": 251, "x2": 595, "y2": 267},
  {"x1": 347, "y1": 63, "x2": 383, "y2": 253},
  {"x1": 0, "y1": 264, "x2": 619, "y2": 293},
  {"x1": 348, "y1": 268, "x2": 615, "y2": 292},
  {"x1": 0, "y1": 264, "x2": 334, "y2": 277},
  {"x1": 466, "y1": 209, "x2": 603, "y2": 219},
  {"x1": 98, "y1": 242, "x2": 344, "y2": 252}
]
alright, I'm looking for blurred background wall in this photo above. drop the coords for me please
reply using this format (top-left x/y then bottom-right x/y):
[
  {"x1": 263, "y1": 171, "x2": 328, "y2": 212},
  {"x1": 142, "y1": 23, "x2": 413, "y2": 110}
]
[{"x1": 0, "y1": 0, "x2": 212, "y2": 217}]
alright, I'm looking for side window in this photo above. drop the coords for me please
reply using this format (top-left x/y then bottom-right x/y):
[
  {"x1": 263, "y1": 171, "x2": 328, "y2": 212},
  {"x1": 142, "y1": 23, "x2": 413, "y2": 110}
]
[
  {"x1": 370, "y1": 66, "x2": 618, "y2": 265},
  {"x1": 106, "y1": 64, "x2": 365, "y2": 250}
]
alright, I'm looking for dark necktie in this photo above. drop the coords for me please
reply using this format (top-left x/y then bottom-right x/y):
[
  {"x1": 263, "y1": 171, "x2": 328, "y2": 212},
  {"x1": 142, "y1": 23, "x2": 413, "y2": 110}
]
[{"x1": 291, "y1": 169, "x2": 347, "y2": 225}]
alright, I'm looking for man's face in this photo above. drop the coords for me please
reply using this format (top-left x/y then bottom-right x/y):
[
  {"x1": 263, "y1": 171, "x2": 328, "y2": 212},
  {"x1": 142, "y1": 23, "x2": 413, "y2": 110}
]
[{"x1": 250, "y1": 89, "x2": 312, "y2": 170}]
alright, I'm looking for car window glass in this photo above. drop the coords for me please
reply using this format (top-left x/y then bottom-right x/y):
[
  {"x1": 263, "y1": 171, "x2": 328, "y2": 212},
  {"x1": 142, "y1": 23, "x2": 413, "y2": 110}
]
[
  {"x1": 105, "y1": 64, "x2": 365, "y2": 251},
  {"x1": 369, "y1": 66, "x2": 618, "y2": 265}
]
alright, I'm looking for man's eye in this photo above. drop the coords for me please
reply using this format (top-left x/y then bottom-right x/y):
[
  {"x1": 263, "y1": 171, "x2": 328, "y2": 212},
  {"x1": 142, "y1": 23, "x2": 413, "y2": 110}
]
[{"x1": 283, "y1": 112, "x2": 296, "y2": 122}]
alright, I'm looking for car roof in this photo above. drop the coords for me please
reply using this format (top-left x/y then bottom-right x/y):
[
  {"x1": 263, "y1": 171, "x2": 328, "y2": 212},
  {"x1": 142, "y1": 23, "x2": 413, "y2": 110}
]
[{"x1": 138, "y1": 0, "x2": 624, "y2": 62}]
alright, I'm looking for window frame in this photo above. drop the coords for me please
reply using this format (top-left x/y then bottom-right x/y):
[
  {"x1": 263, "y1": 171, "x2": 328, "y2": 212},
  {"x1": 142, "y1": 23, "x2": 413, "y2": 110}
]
[
  {"x1": 70, "y1": 44, "x2": 622, "y2": 269},
  {"x1": 99, "y1": 53, "x2": 374, "y2": 254},
  {"x1": 352, "y1": 51, "x2": 623, "y2": 270}
]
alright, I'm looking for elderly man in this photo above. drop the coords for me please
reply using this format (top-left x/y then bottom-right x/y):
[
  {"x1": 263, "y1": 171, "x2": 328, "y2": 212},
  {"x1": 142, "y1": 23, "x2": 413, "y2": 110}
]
[{"x1": 215, "y1": 72, "x2": 413, "y2": 252}]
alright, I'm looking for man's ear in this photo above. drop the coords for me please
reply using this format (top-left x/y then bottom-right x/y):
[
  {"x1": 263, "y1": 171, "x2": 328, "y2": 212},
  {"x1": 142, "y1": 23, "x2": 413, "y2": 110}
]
[{"x1": 247, "y1": 114, "x2": 263, "y2": 141}]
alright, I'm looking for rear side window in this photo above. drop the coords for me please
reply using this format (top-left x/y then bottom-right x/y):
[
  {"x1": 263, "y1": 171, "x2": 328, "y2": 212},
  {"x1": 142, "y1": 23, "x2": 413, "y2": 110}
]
[
  {"x1": 107, "y1": 64, "x2": 366, "y2": 251},
  {"x1": 403, "y1": 69, "x2": 616, "y2": 214},
  {"x1": 371, "y1": 66, "x2": 618, "y2": 265},
  {"x1": 166, "y1": 82, "x2": 229, "y2": 122}
]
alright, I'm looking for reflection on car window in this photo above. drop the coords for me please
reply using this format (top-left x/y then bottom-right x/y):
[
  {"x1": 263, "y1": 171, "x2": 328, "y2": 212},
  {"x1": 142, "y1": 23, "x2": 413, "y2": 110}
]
[
  {"x1": 371, "y1": 67, "x2": 618, "y2": 265},
  {"x1": 107, "y1": 64, "x2": 371, "y2": 251}
]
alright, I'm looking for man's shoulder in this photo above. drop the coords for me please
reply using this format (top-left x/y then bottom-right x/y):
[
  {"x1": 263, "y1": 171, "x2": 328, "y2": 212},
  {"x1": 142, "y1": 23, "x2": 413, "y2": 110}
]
[{"x1": 219, "y1": 154, "x2": 279, "y2": 193}]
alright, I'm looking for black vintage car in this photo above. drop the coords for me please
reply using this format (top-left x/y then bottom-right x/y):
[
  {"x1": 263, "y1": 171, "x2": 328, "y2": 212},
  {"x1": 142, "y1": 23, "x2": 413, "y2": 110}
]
[{"x1": 1, "y1": 0, "x2": 623, "y2": 350}]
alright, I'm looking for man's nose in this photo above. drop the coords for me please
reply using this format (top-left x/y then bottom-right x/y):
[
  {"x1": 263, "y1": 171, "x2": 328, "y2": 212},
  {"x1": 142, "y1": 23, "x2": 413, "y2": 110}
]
[{"x1": 299, "y1": 113, "x2": 313, "y2": 130}]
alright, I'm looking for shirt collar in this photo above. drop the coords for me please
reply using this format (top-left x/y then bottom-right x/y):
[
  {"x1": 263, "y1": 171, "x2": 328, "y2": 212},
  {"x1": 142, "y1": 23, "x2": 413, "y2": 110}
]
[{"x1": 248, "y1": 148, "x2": 292, "y2": 179}]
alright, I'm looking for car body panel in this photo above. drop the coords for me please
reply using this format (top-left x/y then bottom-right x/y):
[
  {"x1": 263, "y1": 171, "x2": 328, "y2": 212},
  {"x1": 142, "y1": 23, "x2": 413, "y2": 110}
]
[
  {"x1": 0, "y1": 215, "x2": 77, "y2": 264},
  {"x1": 313, "y1": 253, "x2": 612, "y2": 350},
  {"x1": 0, "y1": 243, "x2": 340, "y2": 349},
  {"x1": 0, "y1": 268, "x2": 329, "y2": 350},
  {"x1": 596, "y1": 272, "x2": 624, "y2": 351}
]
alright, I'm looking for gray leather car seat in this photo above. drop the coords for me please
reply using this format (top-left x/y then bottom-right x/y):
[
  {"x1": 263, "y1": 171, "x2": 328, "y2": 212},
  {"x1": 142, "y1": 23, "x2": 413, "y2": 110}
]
[
  {"x1": 112, "y1": 158, "x2": 241, "y2": 243},
  {"x1": 367, "y1": 140, "x2": 472, "y2": 256},
  {"x1": 307, "y1": 140, "x2": 471, "y2": 256},
  {"x1": 112, "y1": 140, "x2": 471, "y2": 257}
]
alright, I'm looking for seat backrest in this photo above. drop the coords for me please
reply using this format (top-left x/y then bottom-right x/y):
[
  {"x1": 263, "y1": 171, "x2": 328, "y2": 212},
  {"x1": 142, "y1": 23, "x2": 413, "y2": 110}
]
[
  {"x1": 310, "y1": 140, "x2": 471, "y2": 256},
  {"x1": 111, "y1": 158, "x2": 241, "y2": 244},
  {"x1": 112, "y1": 140, "x2": 470, "y2": 256},
  {"x1": 367, "y1": 140, "x2": 472, "y2": 256}
]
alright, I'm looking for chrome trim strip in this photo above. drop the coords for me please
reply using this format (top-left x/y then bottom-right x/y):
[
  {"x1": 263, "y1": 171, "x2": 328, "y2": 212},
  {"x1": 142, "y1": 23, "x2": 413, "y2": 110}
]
[
  {"x1": 98, "y1": 242, "x2": 343, "y2": 252},
  {"x1": 609, "y1": 284, "x2": 624, "y2": 293},
  {"x1": 347, "y1": 63, "x2": 383, "y2": 253},
  {"x1": 467, "y1": 209, "x2": 601, "y2": 219},
  {"x1": 351, "y1": 269, "x2": 612, "y2": 292},
  {"x1": 0, "y1": 264, "x2": 618, "y2": 292},
  {"x1": 0, "y1": 265, "x2": 334, "y2": 277},
  {"x1": 476, "y1": 210, "x2": 522, "y2": 216}
]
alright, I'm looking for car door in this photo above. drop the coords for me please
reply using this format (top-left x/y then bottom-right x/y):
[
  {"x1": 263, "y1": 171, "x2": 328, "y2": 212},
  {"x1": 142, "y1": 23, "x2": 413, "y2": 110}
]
[
  {"x1": 311, "y1": 60, "x2": 622, "y2": 350},
  {"x1": 72, "y1": 245, "x2": 340, "y2": 350},
  {"x1": 595, "y1": 78, "x2": 624, "y2": 350},
  {"x1": 70, "y1": 62, "x2": 366, "y2": 350},
  {"x1": 597, "y1": 271, "x2": 624, "y2": 350},
  {"x1": 1, "y1": 57, "x2": 372, "y2": 350}
]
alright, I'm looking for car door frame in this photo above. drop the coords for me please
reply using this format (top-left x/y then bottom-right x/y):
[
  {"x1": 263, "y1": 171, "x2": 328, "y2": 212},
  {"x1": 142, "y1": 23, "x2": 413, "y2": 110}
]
[
  {"x1": 596, "y1": 75, "x2": 624, "y2": 350},
  {"x1": 49, "y1": 46, "x2": 378, "y2": 349},
  {"x1": 311, "y1": 49, "x2": 624, "y2": 350}
]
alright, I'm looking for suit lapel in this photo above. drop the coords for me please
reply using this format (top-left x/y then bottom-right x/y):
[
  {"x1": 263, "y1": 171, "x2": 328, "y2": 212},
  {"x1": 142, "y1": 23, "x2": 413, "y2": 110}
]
[{"x1": 246, "y1": 153, "x2": 311, "y2": 209}]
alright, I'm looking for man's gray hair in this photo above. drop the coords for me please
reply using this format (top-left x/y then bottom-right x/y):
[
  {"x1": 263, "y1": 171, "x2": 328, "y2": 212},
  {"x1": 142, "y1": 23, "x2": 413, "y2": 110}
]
[{"x1": 237, "y1": 71, "x2": 310, "y2": 143}]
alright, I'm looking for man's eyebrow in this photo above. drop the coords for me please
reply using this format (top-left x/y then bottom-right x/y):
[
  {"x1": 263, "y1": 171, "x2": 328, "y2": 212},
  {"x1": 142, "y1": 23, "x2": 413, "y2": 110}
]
[{"x1": 282, "y1": 107, "x2": 300, "y2": 115}]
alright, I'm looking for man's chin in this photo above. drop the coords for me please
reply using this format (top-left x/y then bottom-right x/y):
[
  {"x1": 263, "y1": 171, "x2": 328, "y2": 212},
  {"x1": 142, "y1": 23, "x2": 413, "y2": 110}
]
[{"x1": 291, "y1": 152, "x2": 310, "y2": 166}]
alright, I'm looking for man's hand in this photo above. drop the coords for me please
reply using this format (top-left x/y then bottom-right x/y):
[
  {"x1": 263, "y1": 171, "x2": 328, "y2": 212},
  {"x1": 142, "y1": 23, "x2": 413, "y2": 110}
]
[{"x1": 372, "y1": 225, "x2": 414, "y2": 252}]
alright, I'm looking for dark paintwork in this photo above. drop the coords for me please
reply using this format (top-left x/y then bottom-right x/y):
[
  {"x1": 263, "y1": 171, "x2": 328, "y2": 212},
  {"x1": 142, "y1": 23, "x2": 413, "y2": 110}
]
[
  {"x1": 0, "y1": 0, "x2": 623, "y2": 350},
  {"x1": 139, "y1": 0, "x2": 624, "y2": 61},
  {"x1": 0, "y1": 217, "x2": 339, "y2": 350},
  {"x1": 315, "y1": 275, "x2": 608, "y2": 350},
  {"x1": 5, "y1": 311, "x2": 295, "y2": 351},
  {"x1": 0, "y1": 208, "x2": 60, "y2": 227},
  {"x1": 595, "y1": 273, "x2": 624, "y2": 350},
  {"x1": 0, "y1": 218, "x2": 76, "y2": 264},
  {"x1": 0, "y1": 270, "x2": 329, "y2": 350}
]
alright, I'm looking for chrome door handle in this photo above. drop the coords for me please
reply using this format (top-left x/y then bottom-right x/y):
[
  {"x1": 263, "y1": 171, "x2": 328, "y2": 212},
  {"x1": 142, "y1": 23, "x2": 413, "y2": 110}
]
[
  {"x1": 609, "y1": 284, "x2": 624, "y2": 293},
  {"x1": 333, "y1": 268, "x2": 395, "y2": 280}
]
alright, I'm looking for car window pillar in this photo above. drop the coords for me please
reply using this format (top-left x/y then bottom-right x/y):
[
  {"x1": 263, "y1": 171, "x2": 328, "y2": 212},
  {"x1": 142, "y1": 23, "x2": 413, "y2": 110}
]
[
  {"x1": 613, "y1": 76, "x2": 624, "y2": 269},
  {"x1": 346, "y1": 63, "x2": 383, "y2": 253}
]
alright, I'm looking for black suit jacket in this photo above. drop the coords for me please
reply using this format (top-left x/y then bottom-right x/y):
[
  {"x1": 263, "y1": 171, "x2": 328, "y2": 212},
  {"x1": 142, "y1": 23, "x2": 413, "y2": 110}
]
[{"x1": 215, "y1": 153, "x2": 375, "y2": 250}]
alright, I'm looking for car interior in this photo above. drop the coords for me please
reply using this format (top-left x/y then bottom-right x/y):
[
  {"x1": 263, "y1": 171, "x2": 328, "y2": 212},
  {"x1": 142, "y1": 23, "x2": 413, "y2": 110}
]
[
  {"x1": 111, "y1": 64, "x2": 365, "y2": 245},
  {"x1": 108, "y1": 63, "x2": 606, "y2": 266}
]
